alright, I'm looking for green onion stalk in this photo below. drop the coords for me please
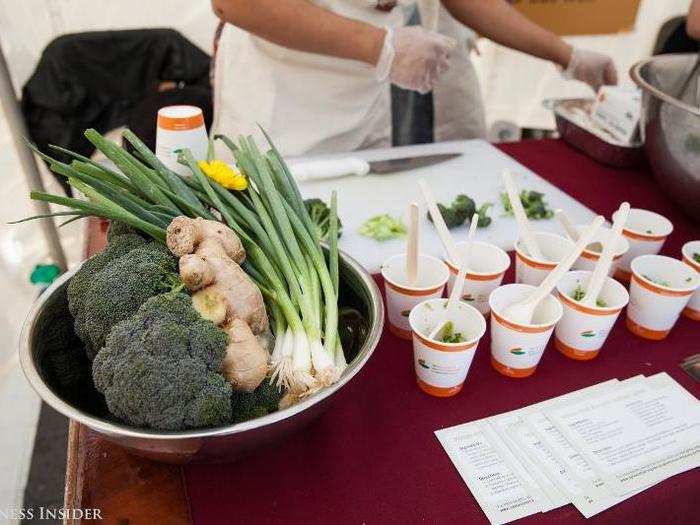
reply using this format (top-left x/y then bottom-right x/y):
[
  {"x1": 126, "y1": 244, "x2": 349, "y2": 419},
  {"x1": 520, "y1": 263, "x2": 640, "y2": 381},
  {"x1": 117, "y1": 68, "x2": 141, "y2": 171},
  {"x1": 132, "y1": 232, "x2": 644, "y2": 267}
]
[{"x1": 18, "y1": 128, "x2": 344, "y2": 398}]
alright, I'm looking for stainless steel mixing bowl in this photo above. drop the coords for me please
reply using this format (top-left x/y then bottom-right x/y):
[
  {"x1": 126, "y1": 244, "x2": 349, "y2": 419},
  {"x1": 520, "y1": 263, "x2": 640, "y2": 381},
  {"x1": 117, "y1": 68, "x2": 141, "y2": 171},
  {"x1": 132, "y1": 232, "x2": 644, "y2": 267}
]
[
  {"x1": 630, "y1": 54, "x2": 700, "y2": 222},
  {"x1": 19, "y1": 251, "x2": 384, "y2": 464}
]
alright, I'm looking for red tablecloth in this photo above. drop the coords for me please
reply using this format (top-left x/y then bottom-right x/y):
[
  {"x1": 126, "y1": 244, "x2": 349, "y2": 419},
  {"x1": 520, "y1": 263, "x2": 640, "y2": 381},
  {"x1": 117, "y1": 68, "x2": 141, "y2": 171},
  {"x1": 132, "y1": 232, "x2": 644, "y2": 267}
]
[{"x1": 185, "y1": 139, "x2": 699, "y2": 524}]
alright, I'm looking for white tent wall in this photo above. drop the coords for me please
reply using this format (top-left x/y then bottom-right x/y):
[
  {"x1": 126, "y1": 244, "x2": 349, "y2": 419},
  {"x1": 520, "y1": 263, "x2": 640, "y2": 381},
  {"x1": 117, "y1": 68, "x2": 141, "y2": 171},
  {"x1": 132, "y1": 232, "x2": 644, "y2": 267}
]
[
  {"x1": 0, "y1": 0, "x2": 219, "y2": 92},
  {"x1": 472, "y1": 0, "x2": 692, "y2": 132}
]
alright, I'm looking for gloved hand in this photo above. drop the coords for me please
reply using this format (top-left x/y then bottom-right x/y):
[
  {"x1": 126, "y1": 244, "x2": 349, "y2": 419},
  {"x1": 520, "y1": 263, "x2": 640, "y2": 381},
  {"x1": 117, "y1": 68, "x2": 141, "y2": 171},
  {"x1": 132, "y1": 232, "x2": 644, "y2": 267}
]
[
  {"x1": 375, "y1": 26, "x2": 455, "y2": 94},
  {"x1": 563, "y1": 48, "x2": 618, "y2": 92}
]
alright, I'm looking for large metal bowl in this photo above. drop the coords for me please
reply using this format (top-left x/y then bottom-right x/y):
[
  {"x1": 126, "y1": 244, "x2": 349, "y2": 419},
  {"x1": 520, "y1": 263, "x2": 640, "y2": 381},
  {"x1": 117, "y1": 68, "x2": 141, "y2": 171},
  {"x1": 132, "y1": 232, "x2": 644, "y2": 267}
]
[
  {"x1": 19, "y1": 251, "x2": 384, "y2": 464},
  {"x1": 630, "y1": 54, "x2": 700, "y2": 222}
]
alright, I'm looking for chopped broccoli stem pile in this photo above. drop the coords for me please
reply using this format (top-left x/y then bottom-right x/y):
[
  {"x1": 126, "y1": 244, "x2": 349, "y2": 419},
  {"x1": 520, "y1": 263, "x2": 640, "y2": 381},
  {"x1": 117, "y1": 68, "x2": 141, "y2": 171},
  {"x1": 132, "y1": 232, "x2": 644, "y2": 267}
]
[
  {"x1": 500, "y1": 190, "x2": 554, "y2": 220},
  {"x1": 437, "y1": 321, "x2": 465, "y2": 343},
  {"x1": 427, "y1": 194, "x2": 492, "y2": 229},
  {"x1": 304, "y1": 198, "x2": 343, "y2": 242},
  {"x1": 358, "y1": 214, "x2": 407, "y2": 241},
  {"x1": 571, "y1": 285, "x2": 608, "y2": 307}
]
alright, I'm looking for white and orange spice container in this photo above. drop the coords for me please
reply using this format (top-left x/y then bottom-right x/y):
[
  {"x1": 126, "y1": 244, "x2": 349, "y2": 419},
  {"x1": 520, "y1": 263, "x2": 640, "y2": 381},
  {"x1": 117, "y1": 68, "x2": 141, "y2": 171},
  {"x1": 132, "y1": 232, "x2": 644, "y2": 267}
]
[
  {"x1": 626, "y1": 255, "x2": 699, "y2": 340},
  {"x1": 155, "y1": 105, "x2": 209, "y2": 176},
  {"x1": 681, "y1": 241, "x2": 700, "y2": 321},
  {"x1": 408, "y1": 299, "x2": 486, "y2": 397},
  {"x1": 515, "y1": 232, "x2": 574, "y2": 286},
  {"x1": 571, "y1": 224, "x2": 629, "y2": 276},
  {"x1": 613, "y1": 208, "x2": 673, "y2": 283},
  {"x1": 381, "y1": 254, "x2": 449, "y2": 340},
  {"x1": 554, "y1": 271, "x2": 629, "y2": 361},
  {"x1": 488, "y1": 284, "x2": 563, "y2": 378},
  {"x1": 445, "y1": 241, "x2": 511, "y2": 315}
]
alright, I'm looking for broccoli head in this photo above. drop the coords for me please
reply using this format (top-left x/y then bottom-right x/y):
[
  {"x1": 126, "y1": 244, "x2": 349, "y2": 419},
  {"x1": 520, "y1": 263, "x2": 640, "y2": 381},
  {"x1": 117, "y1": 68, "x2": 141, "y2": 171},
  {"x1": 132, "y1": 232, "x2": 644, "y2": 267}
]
[
  {"x1": 107, "y1": 220, "x2": 145, "y2": 242},
  {"x1": 304, "y1": 198, "x2": 342, "y2": 241},
  {"x1": 81, "y1": 242, "x2": 180, "y2": 358},
  {"x1": 427, "y1": 203, "x2": 463, "y2": 229},
  {"x1": 231, "y1": 380, "x2": 283, "y2": 423},
  {"x1": 93, "y1": 293, "x2": 233, "y2": 430},
  {"x1": 452, "y1": 194, "x2": 476, "y2": 224},
  {"x1": 68, "y1": 232, "x2": 149, "y2": 356}
]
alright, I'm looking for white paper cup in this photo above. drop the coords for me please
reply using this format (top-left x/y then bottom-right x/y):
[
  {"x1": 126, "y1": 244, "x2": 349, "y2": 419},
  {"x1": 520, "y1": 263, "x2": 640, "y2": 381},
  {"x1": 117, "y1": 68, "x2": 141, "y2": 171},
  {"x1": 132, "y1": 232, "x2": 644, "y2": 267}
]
[
  {"x1": 681, "y1": 241, "x2": 700, "y2": 321},
  {"x1": 554, "y1": 271, "x2": 629, "y2": 361},
  {"x1": 626, "y1": 255, "x2": 699, "y2": 340},
  {"x1": 515, "y1": 232, "x2": 574, "y2": 286},
  {"x1": 408, "y1": 299, "x2": 486, "y2": 397},
  {"x1": 571, "y1": 224, "x2": 630, "y2": 276},
  {"x1": 381, "y1": 254, "x2": 449, "y2": 339},
  {"x1": 613, "y1": 208, "x2": 673, "y2": 283},
  {"x1": 445, "y1": 241, "x2": 511, "y2": 315},
  {"x1": 155, "y1": 105, "x2": 209, "y2": 176},
  {"x1": 489, "y1": 284, "x2": 563, "y2": 378}
]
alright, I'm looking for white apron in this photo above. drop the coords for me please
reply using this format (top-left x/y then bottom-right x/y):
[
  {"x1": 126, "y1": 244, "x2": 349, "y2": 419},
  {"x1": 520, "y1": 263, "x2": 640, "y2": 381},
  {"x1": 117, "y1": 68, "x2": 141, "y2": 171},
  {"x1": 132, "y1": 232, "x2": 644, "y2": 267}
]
[{"x1": 213, "y1": 0, "x2": 485, "y2": 157}]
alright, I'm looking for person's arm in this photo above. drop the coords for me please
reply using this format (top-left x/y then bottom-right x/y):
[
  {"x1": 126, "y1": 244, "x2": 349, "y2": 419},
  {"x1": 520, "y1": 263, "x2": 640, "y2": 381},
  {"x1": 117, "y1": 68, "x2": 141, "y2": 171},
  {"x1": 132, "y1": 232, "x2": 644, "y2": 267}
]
[
  {"x1": 211, "y1": 0, "x2": 385, "y2": 65},
  {"x1": 440, "y1": 0, "x2": 572, "y2": 67},
  {"x1": 688, "y1": 0, "x2": 700, "y2": 39}
]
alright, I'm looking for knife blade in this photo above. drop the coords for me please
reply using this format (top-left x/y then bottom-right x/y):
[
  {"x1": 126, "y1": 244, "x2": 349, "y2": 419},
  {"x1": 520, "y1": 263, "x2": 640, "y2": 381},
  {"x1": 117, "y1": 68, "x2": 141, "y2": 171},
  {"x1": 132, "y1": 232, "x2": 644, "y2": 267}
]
[{"x1": 289, "y1": 153, "x2": 461, "y2": 182}]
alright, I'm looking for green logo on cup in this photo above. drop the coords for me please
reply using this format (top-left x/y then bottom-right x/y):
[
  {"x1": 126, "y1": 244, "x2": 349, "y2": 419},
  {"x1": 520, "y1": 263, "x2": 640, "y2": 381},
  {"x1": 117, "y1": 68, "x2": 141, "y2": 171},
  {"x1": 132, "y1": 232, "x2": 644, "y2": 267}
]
[
  {"x1": 580, "y1": 330, "x2": 596, "y2": 338},
  {"x1": 401, "y1": 309, "x2": 411, "y2": 317},
  {"x1": 509, "y1": 348, "x2": 525, "y2": 355},
  {"x1": 418, "y1": 359, "x2": 430, "y2": 369},
  {"x1": 462, "y1": 294, "x2": 474, "y2": 301}
]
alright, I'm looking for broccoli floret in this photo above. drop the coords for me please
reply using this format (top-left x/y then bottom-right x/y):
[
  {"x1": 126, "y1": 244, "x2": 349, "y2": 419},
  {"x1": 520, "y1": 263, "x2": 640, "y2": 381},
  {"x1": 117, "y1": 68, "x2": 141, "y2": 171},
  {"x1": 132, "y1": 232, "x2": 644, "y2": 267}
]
[
  {"x1": 304, "y1": 198, "x2": 343, "y2": 241},
  {"x1": 452, "y1": 194, "x2": 476, "y2": 224},
  {"x1": 93, "y1": 293, "x2": 232, "y2": 430},
  {"x1": 81, "y1": 243, "x2": 180, "y2": 358},
  {"x1": 231, "y1": 380, "x2": 283, "y2": 423},
  {"x1": 106, "y1": 220, "x2": 144, "y2": 242},
  {"x1": 476, "y1": 203, "x2": 493, "y2": 228},
  {"x1": 427, "y1": 203, "x2": 463, "y2": 229},
  {"x1": 68, "y1": 233, "x2": 149, "y2": 356}
]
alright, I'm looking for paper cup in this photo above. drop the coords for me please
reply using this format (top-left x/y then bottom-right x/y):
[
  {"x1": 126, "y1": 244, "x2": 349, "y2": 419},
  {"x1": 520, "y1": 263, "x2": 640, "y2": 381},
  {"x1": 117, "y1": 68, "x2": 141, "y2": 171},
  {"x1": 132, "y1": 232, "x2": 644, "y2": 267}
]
[
  {"x1": 681, "y1": 241, "x2": 700, "y2": 321},
  {"x1": 408, "y1": 299, "x2": 486, "y2": 397},
  {"x1": 554, "y1": 271, "x2": 629, "y2": 361},
  {"x1": 381, "y1": 254, "x2": 449, "y2": 339},
  {"x1": 571, "y1": 224, "x2": 629, "y2": 276},
  {"x1": 445, "y1": 241, "x2": 511, "y2": 315},
  {"x1": 515, "y1": 232, "x2": 574, "y2": 286},
  {"x1": 613, "y1": 208, "x2": 673, "y2": 283},
  {"x1": 489, "y1": 284, "x2": 563, "y2": 378},
  {"x1": 626, "y1": 255, "x2": 699, "y2": 340},
  {"x1": 155, "y1": 105, "x2": 209, "y2": 176}
]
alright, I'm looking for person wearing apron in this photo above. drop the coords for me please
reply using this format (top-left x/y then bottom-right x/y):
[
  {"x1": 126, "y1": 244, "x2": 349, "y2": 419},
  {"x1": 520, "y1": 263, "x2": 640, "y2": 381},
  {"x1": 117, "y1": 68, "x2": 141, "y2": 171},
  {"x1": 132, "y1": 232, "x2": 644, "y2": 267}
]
[{"x1": 211, "y1": 0, "x2": 617, "y2": 156}]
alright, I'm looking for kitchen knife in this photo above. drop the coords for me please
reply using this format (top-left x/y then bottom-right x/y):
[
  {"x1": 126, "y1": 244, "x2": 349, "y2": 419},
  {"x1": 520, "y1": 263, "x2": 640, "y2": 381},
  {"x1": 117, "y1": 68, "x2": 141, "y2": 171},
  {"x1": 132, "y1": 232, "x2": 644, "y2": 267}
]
[{"x1": 289, "y1": 153, "x2": 461, "y2": 182}]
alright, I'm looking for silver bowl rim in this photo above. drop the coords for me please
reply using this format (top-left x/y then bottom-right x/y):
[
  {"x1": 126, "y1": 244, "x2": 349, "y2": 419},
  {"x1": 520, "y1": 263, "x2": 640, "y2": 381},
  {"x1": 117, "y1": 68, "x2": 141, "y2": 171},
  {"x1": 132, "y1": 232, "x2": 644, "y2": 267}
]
[
  {"x1": 19, "y1": 249, "x2": 384, "y2": 440},
  {"x1": 630, "y1": 54, "x2": 700, "y2": 118}
]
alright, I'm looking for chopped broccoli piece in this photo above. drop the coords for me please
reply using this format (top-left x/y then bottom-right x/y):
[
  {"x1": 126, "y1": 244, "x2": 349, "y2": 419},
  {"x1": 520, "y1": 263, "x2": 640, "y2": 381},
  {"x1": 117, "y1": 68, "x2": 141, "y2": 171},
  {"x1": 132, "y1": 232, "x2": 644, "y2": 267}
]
[
  {"x1": 304, "y1": 198, "x2": 343, "y2": 241},
  {"x1": 80, "y1": 243, "x2": 180, "y2": 358},
  {"x1": 231, "y1": 380, "x2": 283, "y2": 423},
  {"x1": 451, "y1": 194, "x2": 476, "y2": 224},
  {"x1": 93, "y1": 293, "x2": 232, "y2": 430},
  {"x1": 694, "y1": 252, "x2": 700, "y2": 264},
  {"x1": 358, "y1": 214, "x2": 407, "y2": 241},
  {"x1": 571, "y1": 285, "x2": 607, "y2": 307},
  {"x1": 476, "y1": 203, "x2": 493, "y2": 228},
  {"x1": 642, "y1": 274, "x2": 670, "y2": 287},
  {"x1": 501, "y1": 190, "x2": 554, "y2": 220},
  {"x1": 437, "y1": 321, "x2": 464, "y2": 343}
]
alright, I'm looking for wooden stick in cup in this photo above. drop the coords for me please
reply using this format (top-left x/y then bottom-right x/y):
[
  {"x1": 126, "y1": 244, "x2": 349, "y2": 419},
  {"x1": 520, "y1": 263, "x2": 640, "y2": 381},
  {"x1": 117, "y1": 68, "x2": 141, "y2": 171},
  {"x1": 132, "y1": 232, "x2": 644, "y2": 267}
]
[
  {"x1": 406, "y1": 203, "x2": 420, "y2": 287},
  {"x1": 502, "y1": 169, "x2": 545, "y2": 261},
  {"x1": 418, "y1": 179, "x2": 460, "y2": 263},
  {"x1": 582, "y1": 202, "x2": 630, "y2": 307},
  {"x1": 555, "y1": 209, "x2": 580, "y2": 241},
  {"x1": 429, "y1": 215, "x2": 478, "y2": 340},
  {"x1": 504, "y1": 215, "x2": 605, "y2": 324}
]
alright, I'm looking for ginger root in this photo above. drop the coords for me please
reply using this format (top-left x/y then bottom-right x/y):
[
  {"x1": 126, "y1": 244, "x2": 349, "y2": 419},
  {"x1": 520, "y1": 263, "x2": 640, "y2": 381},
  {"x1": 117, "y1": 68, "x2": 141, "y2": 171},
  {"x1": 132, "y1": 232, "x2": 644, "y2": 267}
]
[{"x1": 167, "y1": 216, "x2": 269, "y2": 391}]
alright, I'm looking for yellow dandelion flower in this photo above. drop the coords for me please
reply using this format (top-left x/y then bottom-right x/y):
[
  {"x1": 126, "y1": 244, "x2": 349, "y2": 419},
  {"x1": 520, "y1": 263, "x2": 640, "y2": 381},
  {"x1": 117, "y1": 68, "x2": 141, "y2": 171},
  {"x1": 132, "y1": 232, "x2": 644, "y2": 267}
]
[{"x1": 197, "y1": 160, "x2": 248, "y2": 191}]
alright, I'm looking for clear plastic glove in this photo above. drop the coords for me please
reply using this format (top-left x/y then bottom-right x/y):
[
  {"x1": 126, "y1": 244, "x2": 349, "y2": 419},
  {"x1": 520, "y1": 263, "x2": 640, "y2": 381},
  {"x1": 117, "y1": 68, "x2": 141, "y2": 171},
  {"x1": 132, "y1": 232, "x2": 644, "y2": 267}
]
[
  {"x1": 375, "y1": 26, "x2": 455, "y2": 94},
  {"x1": 563, "y1": 48, "x2": 618, "y2": 92}
]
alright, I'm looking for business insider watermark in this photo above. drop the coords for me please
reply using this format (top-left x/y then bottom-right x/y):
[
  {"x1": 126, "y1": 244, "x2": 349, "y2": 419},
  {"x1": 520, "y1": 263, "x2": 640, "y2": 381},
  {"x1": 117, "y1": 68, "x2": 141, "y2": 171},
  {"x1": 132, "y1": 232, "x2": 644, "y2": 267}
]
[{"x1": 0, "y1": 507, "x2": 103, "y2": 520}]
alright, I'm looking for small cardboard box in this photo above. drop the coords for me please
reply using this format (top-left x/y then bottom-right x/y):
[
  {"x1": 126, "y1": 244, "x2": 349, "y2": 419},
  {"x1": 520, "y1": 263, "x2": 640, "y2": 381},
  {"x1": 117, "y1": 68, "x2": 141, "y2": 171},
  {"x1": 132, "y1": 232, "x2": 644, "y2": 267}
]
[
  {"x1": 591, "y1": 86, "x2": 641, "y2": 144},
  {"x1": 511, "y1": 0, "x2": 641, "y2": 36}
]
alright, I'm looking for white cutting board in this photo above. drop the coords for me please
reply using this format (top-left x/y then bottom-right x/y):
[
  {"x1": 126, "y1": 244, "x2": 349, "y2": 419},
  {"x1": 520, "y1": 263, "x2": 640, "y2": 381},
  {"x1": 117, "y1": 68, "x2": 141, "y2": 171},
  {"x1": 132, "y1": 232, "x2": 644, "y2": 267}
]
[{"x1": 296, "y1": 140, "x2": 599, "y2": 273}]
